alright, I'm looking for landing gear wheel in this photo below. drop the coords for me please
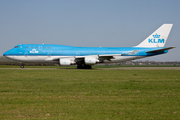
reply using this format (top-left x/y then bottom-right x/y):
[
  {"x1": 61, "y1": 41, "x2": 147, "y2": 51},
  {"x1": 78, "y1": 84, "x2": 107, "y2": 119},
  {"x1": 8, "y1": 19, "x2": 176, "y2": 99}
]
[
  {"x1": 88, "y1": 65, "x2": 92, "y2": 69},
  {"x1": 77, "y1": 66, "x2": 81, "y2": 69},
  {"x1": 20, "y1": 62, "x2": 24, "y2": 68},
  {"x1": 84, "y1": 65, "x2": 92, "y2": 69},
  {"x1": 77, "y1": 64, "x2": 92, "y2": 69}
]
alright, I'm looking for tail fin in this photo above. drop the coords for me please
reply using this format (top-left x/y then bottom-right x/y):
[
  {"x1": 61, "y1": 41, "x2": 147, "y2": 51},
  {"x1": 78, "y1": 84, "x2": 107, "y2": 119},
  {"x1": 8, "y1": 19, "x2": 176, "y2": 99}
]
[{"x1": 136, "y1": 24, "x2": 173, "y2": 47}]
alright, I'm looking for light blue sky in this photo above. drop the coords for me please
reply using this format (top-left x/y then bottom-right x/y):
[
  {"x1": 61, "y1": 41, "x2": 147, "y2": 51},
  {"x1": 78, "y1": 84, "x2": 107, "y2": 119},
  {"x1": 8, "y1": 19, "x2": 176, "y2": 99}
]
[{"x1": 0, "y1": 0, "x2": 179, "y2": 61}]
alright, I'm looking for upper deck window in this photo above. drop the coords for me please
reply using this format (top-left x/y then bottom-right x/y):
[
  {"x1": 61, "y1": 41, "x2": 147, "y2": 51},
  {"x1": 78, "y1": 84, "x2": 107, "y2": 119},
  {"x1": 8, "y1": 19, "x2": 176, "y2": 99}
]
[{"x1": 14, "y1": 46, "x2": 19, "y2": 48}]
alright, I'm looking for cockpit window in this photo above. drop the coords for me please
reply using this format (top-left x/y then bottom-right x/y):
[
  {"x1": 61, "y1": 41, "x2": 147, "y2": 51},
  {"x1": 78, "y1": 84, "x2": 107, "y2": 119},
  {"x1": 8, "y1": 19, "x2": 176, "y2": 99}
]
[{"x1": 14, "y1": 46, "x2": 19, "y2": 48}]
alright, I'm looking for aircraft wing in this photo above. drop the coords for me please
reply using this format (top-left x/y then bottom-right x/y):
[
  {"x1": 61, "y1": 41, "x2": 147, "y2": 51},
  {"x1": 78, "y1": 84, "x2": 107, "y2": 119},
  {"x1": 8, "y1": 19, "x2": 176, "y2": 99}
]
[
  {"x1": 98, "y1": 54, "x2": 121, "y2": 61},
  {"x1": 45, "y1": 57, "x2": 74, "y2": 61},
  {"x1": 46, "y1": 54, "x2": 122, "y2": 62},
  {"x1": 146, "y1": 47, "x2": 175, "y2": 53},
  {"x1": 75, "y1": 54, "x2": 121, "y2": 61}
]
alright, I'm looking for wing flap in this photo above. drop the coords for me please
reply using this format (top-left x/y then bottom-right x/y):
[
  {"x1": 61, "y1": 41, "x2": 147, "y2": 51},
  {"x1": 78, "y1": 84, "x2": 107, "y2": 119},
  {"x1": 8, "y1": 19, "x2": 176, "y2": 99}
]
[
  {"x1": 75, "y1": 54, "x2": 121, "y2": 61},
  {"x1": 99, "y1": 54, "x2": 121, "y2": 61},
  {"x1": 45, "y1": 57, "x2": 74, "y2": 61}
]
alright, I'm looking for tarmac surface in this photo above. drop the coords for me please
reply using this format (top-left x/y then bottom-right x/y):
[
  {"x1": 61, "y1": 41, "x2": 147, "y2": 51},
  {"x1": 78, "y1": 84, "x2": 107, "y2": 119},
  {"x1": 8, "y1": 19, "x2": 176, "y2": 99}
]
[
  {"x1": 103, "y1": 67, "x2": 180, "y2": 70},
  {"x1": 0, "y1": 67, "x2": 180, "y2": 70}
]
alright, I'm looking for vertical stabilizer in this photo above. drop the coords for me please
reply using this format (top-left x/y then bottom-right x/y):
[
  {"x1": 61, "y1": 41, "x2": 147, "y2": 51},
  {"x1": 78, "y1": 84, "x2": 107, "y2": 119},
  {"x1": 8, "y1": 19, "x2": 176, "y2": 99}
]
[{"x1": 136, "y1": 24, "x2": 173, "y2": 47}]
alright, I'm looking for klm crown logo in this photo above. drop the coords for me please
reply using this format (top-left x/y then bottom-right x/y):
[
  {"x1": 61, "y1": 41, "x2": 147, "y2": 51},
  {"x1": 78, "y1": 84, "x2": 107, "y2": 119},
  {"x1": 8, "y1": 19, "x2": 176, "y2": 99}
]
[
  {"x1": 153, "y1": 33, "x2": 160, "y2": 38},
  {"x1": 148, "y1": 33, "x2": 164, "y2": 43}
]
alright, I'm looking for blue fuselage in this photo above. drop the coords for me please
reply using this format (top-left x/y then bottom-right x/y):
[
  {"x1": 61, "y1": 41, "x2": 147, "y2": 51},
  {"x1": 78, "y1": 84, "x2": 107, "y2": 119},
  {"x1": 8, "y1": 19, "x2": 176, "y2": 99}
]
[
  {"x1": 3, "y1": 44, "x2": 169, "y2": 67},
  {"x1": 3, "y1": 44, "x2": 168, "y2": 57}
]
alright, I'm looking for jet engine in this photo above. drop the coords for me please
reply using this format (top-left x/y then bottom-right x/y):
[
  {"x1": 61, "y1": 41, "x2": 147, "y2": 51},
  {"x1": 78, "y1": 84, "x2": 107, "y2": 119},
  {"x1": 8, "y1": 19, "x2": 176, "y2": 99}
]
[
  {"x1": 84, "y1": 57, "x2": 97, "y2": 65},
  {"x1": 59, "y1": 59, "x2": 71, "y2": 66}
]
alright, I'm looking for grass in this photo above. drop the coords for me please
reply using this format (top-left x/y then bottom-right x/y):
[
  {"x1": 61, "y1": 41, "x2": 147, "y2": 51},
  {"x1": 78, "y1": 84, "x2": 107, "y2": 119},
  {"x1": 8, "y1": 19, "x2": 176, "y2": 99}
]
[
  {"x1": 0, "y1": 68, "x2": 180, "y2": 119},
  {"x1": 0, "y1": 64, "x2": 179, "y2": 69}
]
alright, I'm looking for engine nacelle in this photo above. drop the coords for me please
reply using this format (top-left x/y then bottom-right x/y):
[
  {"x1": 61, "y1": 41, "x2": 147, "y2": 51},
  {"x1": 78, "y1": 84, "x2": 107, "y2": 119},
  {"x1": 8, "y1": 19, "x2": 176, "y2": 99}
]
[
  {"x1": 84, "y1": 57, "x2": 96, "y2": 65},
  {"x1": 59, "y1": 59, "x2": 71, "y2": 66}
]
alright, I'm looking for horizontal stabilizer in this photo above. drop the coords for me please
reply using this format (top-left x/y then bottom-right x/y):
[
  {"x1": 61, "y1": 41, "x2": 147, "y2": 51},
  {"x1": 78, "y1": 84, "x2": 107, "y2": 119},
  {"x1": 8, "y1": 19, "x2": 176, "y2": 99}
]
[{"x1": 146, "y1": 47, "x2": 175, "y2": 53}]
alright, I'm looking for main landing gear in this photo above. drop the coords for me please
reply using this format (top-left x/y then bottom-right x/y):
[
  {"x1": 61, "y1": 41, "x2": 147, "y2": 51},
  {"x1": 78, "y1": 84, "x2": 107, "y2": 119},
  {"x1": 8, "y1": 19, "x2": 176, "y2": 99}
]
[
  {"x1": 20, "y1": 62, "x2": 24, "y2": 68},
  {"x1": 77, "y1": 65, "x2": 92, "y2": 69}
]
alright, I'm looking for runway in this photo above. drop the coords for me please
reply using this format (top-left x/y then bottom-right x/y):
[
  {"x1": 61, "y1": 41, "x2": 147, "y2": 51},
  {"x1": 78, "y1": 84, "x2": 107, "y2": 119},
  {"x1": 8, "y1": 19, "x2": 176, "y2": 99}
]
[
  {"x1": 0, "y1": 67, "x2": 180, "y2": 70},
  {"x1": 102, "y1": 67, "x2": 180, "y2": 70}
]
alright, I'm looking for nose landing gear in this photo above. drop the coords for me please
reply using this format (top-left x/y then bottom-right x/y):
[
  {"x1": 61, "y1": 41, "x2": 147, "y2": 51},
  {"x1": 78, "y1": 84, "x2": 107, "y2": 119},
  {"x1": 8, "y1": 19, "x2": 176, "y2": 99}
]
[{"x1": 20, "y1": 62, "x2": 24, "y2": 68}]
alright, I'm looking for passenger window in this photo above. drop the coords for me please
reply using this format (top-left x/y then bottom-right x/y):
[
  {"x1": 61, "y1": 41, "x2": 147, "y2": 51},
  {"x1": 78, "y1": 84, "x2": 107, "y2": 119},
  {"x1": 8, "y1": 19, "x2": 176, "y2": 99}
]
[{"x1": 14, "y1": 46, "x2": 19, "y2": 48}]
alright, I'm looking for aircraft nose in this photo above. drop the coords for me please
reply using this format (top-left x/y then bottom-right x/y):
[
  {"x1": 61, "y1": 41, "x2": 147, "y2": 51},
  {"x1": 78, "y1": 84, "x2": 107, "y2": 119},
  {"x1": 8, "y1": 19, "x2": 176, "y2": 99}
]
[
  {"x1": 3, "y1": 48, "x2": 15, "y2": 56},
  {"x1": 3, "y1": 49, "x2": 13, "y2": 57},
  {"x1": 3, "y1": 50, "x2": 14, "y2": 60},
  {"x1": 3, "y1": 51, "x2": 8, "y2": 56}
]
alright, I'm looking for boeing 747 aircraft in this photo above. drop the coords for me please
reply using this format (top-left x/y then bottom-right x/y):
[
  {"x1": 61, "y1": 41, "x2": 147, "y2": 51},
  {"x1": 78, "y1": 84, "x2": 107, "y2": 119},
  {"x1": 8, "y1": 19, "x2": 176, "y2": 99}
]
[{"x1": 3, "y1": 24, "x2": 175, "y2": 69}]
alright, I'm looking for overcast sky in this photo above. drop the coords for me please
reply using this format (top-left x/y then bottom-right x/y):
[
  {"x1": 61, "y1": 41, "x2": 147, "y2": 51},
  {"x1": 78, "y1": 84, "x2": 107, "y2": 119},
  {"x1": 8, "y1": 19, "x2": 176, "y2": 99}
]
[{"x1": 0, "y1": 0, "x2": 179, "y2": 61}]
